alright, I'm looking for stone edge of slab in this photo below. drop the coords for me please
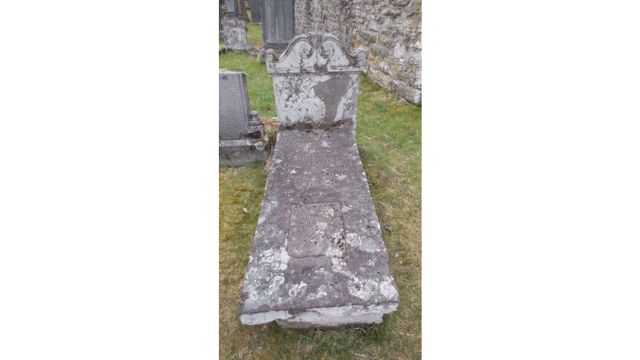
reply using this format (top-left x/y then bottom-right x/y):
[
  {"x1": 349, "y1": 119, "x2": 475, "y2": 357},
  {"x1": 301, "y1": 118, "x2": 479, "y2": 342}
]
[{"x1": 239, "y1": 302, "x2": 398, "y2": 327}]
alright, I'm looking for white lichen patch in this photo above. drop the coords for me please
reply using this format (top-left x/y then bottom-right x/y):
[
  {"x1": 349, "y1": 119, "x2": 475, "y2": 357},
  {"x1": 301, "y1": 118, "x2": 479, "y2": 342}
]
[
  {"x1": 258, "y1": 247, "x2": 290, "y2": 271},
  {"x1": 358, "y1": 237, "x2": 380, "y2": 253},
  {"x1": 288, "y1": 281, "x2": 308, "y2": 297},
  {"x1": 347, "y1": 277, "x2": 379, "y2": 301},
  {"x1": 258, "y1": 200, "x2": 279, "y2": 224},
  {"x1": 324, "y1": 207, "x2": 335, "y2": 217},
  {"x1": 346, "y1": 232, "x2": 362, "y2": 247},
  {"x1": 268, "y1": 276, "x2": 285, "y2": 294},
  {"x1": 307, "y1": 284, "x2": 329, "y2": 301},
  {"x1": 367, "y1": 259, "x2": 375, "y2": 266},
  {"x1": 336, "y1": 173, "x2": 347, "y2": 181},
  {"x1": 380, "y1": 277, "x2": 399, "y2": 300}
]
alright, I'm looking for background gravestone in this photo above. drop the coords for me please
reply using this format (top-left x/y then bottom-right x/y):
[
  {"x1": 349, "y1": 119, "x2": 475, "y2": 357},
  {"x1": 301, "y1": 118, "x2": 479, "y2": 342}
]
[
  {"x1": 249, "y1": 0, "x2": 263, "y2": 23},
  {"x1": 219, "y1": 71, "x2": 250, "y2": 140},
  {"x1": 219, "y1": 2, "x2": 224, "y2": 38},
  {"x1": 262, "y1": 0, "x2": 295, "y2": 53},
  {"x1": 219, "y1": 71, "x2": 269, "y2": 166},
  {"x1": 222, "y1": 18, "x2": 248, "y2": 51},
  {"x1": 233, "y1": 0, "x2": 250, "y2": 22},
  {"x1": 221, "y1": 0, "x2": 249, "y2": 22},
  {"x1": 222, "y1": 0, "x2": 235, "y2": 16}
]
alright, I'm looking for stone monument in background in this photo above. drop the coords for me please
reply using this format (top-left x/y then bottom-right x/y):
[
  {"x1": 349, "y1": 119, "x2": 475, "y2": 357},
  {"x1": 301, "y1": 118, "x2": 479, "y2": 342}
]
[
  {"x1": 219, "y1": 71, "x2": 269, "y2": 167},
  {"x1": 249, "y1": 0, "x2": 263, "y2": 23},
  {"x1": 262, "y1": 0, "x2": 295, "y2": 54},
  {"x1": 222, "y1": 18, "x2": 248, "y2": 51},
  {"x1": 221, "y1": 0, "x2": 249, "y2": 22}
]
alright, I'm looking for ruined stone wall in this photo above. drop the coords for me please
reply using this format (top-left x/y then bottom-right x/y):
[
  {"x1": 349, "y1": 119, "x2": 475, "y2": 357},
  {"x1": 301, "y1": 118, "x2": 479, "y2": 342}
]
[{"x1": 294, "y1": 0, "x2": 422, "y2": 105}]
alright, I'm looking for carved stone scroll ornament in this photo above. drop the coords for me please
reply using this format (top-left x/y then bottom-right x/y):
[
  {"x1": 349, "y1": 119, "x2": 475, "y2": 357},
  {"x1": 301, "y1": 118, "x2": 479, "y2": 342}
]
[{"x1": 266, "y1": 33, "x2": 367, "y2": 74}]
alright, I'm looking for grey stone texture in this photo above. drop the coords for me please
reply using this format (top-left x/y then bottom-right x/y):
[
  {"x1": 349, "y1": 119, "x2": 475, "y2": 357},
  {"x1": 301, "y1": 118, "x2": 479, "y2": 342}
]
[
  {"x1": 219, "y1": 1, "x2": 225, "y2": 37},
  {"x1": 249, "y1": 0, "x2": 262, "y2": 23},
  {"x1": 262, "y1": 0, "x2": 296, "y2": 53},
  {"x1": 294, "y1": 0, "x2": 421, "y2": 105},
  {"x1": 239, "y1": 126, "x2": 399, "y2": 327},
  {"x1": 222, "y1": 18, "x2": 248, "y2": 51},
  {"x1": 222, "y1": 0, "x2": 236, "y2": 14},
  {"x1": 222, "y1": 0, "x2": 249, "y2": 22},
  {"x1": 234, "y1": 0, "x2": 250, "y2": 22},
  {"x1": 219, "y1": 71, "x2": 269, "y2": 166},
  {"x1": 240, "y1": 33, "x2": 398, "y2": 327},
  {"x1": 265, "y1": 33, "x2": 367, "y2": 129}
]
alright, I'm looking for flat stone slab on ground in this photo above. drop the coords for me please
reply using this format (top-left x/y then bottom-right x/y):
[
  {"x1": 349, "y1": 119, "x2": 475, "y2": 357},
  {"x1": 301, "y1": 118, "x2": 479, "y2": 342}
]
[{"x1": 239, "y1": 124, "x2": 399, "y2": 328}]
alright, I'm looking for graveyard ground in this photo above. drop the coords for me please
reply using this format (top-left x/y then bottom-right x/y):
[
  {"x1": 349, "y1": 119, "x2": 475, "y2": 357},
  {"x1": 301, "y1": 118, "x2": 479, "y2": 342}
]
[{"x1": 219, "y1": 25, "x2": 421, "y2": 360}]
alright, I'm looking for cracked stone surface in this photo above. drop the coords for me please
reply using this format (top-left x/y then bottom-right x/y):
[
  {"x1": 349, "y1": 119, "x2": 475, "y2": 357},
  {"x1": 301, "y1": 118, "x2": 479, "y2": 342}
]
[{"x1": 239, "y1": 125, "x2": 399, "y2": 327}]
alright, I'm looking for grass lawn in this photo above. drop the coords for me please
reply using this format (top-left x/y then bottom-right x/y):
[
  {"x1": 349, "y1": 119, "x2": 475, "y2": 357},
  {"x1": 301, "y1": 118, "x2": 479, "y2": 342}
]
[{"x1": 219, "y1": 25, "x2": 421, "y2": 360}]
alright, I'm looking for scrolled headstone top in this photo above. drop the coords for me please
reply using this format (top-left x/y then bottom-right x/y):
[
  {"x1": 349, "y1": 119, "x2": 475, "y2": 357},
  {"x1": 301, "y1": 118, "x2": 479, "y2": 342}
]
[
  {"x1": 222, "y1": 17, "x2": 248, "y2": 29},
  {"x1": 266, "y1": 33, "x2": 367, "y2": 74}
]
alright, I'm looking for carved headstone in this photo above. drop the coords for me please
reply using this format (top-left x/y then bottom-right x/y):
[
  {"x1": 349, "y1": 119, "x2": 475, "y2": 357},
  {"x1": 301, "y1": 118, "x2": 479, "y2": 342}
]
[
  {"x1": 222, "y1": 18, "x2": 248, "y2": 51},
  {"x1": 239, "y1": 33, "x2": 399, "y2": 328},
  {"x1": 249, "y1": 0, "x2": 263, "y2": 23},
  {"x1": 219, "y1": 71, "x2": 269, "y2": 166},
  {"x1": 262, "y1": 0, "x2": 296, "y2": 53},
  {"x1": 266, "y1": 33, "x2": 367, "y2": 129}
]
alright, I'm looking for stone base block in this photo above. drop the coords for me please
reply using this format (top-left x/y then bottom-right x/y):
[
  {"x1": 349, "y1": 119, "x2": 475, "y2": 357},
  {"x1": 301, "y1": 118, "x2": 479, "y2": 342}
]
[
  {"x1": 240, "y1": 303, "x2": 398, "y2": 329},
  {"x1": 220, "y1": 138, "x2": 270, "y2": 167}
]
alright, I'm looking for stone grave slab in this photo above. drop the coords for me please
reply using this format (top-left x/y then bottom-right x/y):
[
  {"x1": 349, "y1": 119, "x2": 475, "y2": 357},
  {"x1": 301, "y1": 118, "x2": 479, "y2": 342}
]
[
  {"x1": 240, "y1": 33, "x2": 398, "y2": 328},
  {"x1": 239, "y1": 125, "x2": 399, "y2": 327},
  {"x1": 219, "y1": 70, "x2": 269, "y2": 166}
]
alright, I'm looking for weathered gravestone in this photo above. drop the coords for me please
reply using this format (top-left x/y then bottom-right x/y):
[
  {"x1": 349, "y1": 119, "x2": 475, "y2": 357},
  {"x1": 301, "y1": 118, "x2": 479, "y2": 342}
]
[
  {"x1": 262, "y1": 0, "x2": 296, "y2": 54},
  {"x1": 222, "y1": 18, "x2": 248, "y2": 51},
  {"x1": 219, "y1": 70, "x2": 269, "y2": 166},
  {"x1": 222, "y1": 0, "x2": 249, "y2": 22},
  {"x1": 222, "y1": 0, "x2": 235, "y2": 16},
  {"x1": 249, "y1": 0, "x2": 263, "y2": 23},
  {"x1": 234, "y1": 0, "x2": 250, "y2": 22},
  {"x1": 219, "y1": 1, "x2": 224, "y2": 38},
  {"x1": 239, "y1": 33, "x2": 399, "y2": 328}
]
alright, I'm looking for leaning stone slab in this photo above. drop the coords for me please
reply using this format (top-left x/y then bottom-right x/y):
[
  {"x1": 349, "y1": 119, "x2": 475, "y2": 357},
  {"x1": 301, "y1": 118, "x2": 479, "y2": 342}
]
[
  {"x1": 239, "y1": 125, "x2": 399, "y2": 327},
  {"x1": 222, "y1": 18, "x2": 248, "y2": 51},
  {"x1": 240, "y1": 33, "x2": 398, "y2": 328},
  {"x1": 219, "y1": 70, "x2": 269, "y2": 167}
]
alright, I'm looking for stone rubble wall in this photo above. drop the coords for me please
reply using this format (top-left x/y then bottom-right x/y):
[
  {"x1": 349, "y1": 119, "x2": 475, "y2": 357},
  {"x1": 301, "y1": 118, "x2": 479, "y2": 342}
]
[{"x1": 294, "y1": 0, "x2": 421, "y2": 105}]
